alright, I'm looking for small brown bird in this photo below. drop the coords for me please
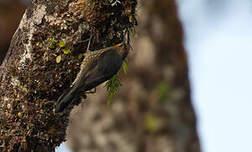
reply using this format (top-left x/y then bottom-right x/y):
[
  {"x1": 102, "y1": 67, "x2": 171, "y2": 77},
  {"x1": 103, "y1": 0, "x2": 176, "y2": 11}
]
[{"x1": 55, "y1": 42, "x2": 128, "y2": 112}]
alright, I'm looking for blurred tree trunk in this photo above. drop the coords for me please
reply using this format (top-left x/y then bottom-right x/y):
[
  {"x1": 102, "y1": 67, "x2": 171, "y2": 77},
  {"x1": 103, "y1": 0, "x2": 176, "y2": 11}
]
[
  {"x1": 67, "y1": 0, "x2": 201, "y2": 152},
  {"x1": 0, "y1": 0, "x2": 136, "y2": 151},
  {"x1": 0, "y1": 1, "x2": 25, "y2": 63}
]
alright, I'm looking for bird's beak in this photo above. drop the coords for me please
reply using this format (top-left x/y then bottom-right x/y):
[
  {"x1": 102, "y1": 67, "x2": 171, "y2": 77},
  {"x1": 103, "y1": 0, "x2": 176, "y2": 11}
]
[
  {"x1": 101, "y1": 42, "x2": 124, "y2": 52},
  {"x1": 113, "y1": 43, "x2": 123, "y2": 49}
]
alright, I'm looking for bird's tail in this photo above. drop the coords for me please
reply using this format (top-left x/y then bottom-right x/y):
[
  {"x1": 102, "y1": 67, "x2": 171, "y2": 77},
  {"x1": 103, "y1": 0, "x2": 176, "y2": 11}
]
[{"x1": 55, "y1": 87, "x2": 79, "y2": 113}]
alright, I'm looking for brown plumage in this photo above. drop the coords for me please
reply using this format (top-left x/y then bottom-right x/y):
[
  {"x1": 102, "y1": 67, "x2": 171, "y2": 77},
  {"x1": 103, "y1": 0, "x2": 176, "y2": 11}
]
[{"x1": 55, "y1": 43, "x2": 128, "y2": 113}]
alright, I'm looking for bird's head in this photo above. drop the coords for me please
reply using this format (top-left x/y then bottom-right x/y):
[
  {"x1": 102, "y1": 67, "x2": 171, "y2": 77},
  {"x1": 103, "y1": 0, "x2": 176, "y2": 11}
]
[{"x1": 101, "y1": 42, "x2": 129, "y2": 60}]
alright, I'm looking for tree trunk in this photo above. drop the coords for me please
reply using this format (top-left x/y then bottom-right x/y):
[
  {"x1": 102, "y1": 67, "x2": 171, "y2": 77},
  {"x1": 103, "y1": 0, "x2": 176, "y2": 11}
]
[
  {"x1": 0, "y1": 0, "x2": 137, "y2": 151},
  {"x1": 0, "y1": 1, "x2": 25, "y2": 63},
  {"x1": 67, "y1": 0, "x2": 201, "y2": 152}
]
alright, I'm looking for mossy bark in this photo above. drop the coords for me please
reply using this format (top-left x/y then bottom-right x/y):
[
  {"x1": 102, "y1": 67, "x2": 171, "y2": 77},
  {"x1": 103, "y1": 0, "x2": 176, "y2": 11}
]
[{"x1": 0, "y1": 0, "x2": 137, "y2": 151}]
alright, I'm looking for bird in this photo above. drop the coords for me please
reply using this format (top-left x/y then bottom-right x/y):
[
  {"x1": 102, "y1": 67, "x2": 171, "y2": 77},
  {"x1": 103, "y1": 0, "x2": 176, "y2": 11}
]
[{"x1": 55, "y1": 42, "x2": 128, "y2": 113}]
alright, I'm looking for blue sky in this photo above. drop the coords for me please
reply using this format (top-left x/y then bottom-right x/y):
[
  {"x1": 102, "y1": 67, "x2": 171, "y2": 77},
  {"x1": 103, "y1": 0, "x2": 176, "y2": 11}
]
[
  {"x1": 57, "y1": 1, "x2": 252, "y2": 151},
  {"x1": 56, "y1": 143, "x2": 71, "y2": 152},
  {"x1": 177, "y1": 0, "x2": 252, "y2": 152}
]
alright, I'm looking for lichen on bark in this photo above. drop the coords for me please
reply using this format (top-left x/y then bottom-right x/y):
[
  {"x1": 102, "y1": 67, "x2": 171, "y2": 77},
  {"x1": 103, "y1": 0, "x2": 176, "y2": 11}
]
[{"x1": 0, "y1": 0, "x2": 137, "y2": 151}]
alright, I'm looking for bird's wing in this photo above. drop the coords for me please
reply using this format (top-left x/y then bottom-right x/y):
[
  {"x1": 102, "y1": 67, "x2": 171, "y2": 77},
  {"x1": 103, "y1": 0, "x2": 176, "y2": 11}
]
[
  {"x1": 83, "y1": 51, "x2": 123, "y2": 91},
  {"x1": 55, "y1": 60, "x2": 98, "y2": 113},
  {"x1": 83, "y1": 68, "x2": 119, "y2": 91}
]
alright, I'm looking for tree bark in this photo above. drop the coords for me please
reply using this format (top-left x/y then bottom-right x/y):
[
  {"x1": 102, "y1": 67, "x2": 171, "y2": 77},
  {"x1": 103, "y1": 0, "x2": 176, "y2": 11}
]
[
  {"x1": 0, "y1": 0, "x2": 137, "y2": 151},
  {"x1": 67, "y1": 0, "x2": 201, "y2": 152}
]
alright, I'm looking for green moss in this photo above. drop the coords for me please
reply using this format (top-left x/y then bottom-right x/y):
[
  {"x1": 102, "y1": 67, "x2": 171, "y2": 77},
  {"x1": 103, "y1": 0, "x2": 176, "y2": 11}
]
[
  {"x1": 58, "y1": 41, "x2": 66, "y2": 48},
  {"x1": 105, "y1": 58, "x2": 129, "y2": 106},
  {"x1": 122, "y1": 59, "x2": 128, "y2": 74},
  {"x1": 105, "y1": 74, "x2": 121, "y2": 106},
  {"x1": 129, "y1": 27, "x2": 136, "y2": 41},
  {"x1": 49, "y1": 38, "x2": 56, "y2": 49},
  {"x1": 78, "y1": 54, "x2": 84, "y2": 60},
  {"x1": 63, "y1": 49, "x2": 71, "y2": 54},
  {"x1": 156, "y1": 81, "x2": 170, "y2": 103},
  {"x1": 17, "y1": 112, "x2": 23, "y2": 118},
  {"x1": 145, "y1": 114, "x2": 163, "y2": 133}
]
